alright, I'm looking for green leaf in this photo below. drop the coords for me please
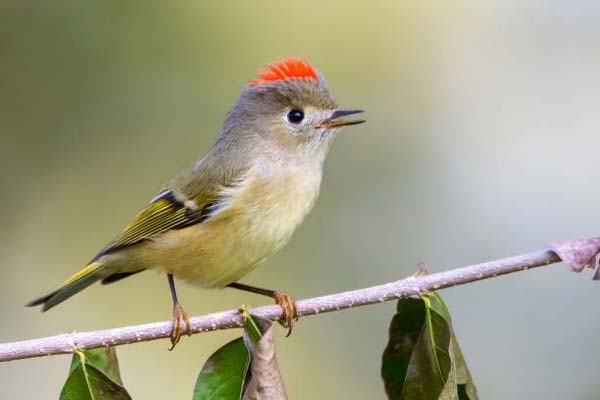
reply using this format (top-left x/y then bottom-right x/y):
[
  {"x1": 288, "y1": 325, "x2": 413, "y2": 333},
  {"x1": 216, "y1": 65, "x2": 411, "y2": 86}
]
[
  {"x1": 381, "y1": 293, "x2": 478, "y2": 400},
  {"x1": 451, "y1": 334, "x2": 478, "y2": 400},
  {"x1": 241, "y1": 305, "x2": 262, "y2": 344},
  {"x1": 60, "y1": 347, "x2": 131, "y2": 400},
  {"x1": 194, "y1": 312, "x2": 287, "y2": 400},
  {"x1": 193, "y1": 338, "x2": 251, "y2": 400}
]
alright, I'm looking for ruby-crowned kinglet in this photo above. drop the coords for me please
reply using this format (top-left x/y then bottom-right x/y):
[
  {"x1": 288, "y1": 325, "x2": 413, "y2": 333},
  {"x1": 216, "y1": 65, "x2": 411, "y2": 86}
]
[{"x1": 27, "y1": 58, "x2": 365, "y2": 348}]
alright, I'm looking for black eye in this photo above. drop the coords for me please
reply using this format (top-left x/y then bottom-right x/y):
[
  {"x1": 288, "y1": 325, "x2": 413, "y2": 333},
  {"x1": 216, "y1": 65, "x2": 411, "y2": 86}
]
[{"x1": 287, "y1": 109, "x2": 304, "y2": 124}]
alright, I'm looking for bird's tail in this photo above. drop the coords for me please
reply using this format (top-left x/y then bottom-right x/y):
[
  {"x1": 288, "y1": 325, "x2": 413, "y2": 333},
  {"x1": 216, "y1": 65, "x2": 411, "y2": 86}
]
[{"x1": 25, "y1": 261, "x2": 106, "y2": 312}]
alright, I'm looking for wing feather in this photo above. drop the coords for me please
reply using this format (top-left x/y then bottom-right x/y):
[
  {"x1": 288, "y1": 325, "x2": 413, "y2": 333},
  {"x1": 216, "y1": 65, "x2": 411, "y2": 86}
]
[
  {"x1": 92, "y1": 142, "x2": 251, "y2": 260},
  {"x1": 92, "y1": 190, "x2": 217, "y2": 260}
]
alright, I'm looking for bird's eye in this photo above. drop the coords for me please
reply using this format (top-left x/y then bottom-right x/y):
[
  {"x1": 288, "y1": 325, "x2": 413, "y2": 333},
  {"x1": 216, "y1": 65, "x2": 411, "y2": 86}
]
[{"x1": 287, "y1": 109, "x2": 304, "y2": 124}]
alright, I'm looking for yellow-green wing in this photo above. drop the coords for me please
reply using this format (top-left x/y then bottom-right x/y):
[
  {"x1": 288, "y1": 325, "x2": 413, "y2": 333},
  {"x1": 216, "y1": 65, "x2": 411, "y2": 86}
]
[
  {"x1": 93, "y1": 141, "x2": 251, "y2": 260},
  {"x1": 92, "y1": 190, "x2": 219, "y2": 260}
]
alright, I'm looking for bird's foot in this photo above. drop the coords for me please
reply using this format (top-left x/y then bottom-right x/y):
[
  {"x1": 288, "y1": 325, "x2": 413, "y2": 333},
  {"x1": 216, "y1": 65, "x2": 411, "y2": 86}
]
[
  {"x1": 169, "y1": 303, "x2": 191, "y2": 351},
  {"x1": 273, "y1": 291, "x2": 298, "y2": 337}
]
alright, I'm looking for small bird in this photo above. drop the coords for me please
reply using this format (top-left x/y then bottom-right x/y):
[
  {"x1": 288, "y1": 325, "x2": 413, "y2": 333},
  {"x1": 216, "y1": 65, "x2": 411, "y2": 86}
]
[{"x1": 27, "y1": 58, "x2": 365, "y2": 348}]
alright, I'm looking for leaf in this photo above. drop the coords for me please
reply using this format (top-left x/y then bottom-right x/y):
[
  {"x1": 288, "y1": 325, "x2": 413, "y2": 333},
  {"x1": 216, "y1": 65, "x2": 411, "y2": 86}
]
[
  {"x1": 241, "y1": 305, "x2": 262, "y2": 345},
  {"x1": 60, "y1": 347, "x2": 131, "y2": 400},
  {"x1": 550, "y1": 237, "x2": 600, "y2": 279},
  {"x1": 241, "y1": 316, "x2": 286, "y2": 400},
  {"x1": 193, "y1": 338, "x2": 251, "y2": 400},
  {"x1": 193, "y1": 312, "x2": 286, "y2": 400},
  {"x1": 381, "y1": 293, "x2": 478, "y2": 400},
  {"x1": 451, "y1": 335, "x2": 478, "y2": 400}
]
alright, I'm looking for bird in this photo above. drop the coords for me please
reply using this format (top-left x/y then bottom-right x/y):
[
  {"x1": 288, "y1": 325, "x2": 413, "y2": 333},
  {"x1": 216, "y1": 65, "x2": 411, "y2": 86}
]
[{"x1": 26, "y1": 58, "x2": 365, "y2": 349}]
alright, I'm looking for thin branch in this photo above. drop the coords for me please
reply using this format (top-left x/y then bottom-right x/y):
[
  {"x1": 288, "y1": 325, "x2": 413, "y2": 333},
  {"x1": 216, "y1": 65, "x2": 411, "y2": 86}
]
[{"x1": 0, "y1": 247, "x2": 563, "y2": 362}]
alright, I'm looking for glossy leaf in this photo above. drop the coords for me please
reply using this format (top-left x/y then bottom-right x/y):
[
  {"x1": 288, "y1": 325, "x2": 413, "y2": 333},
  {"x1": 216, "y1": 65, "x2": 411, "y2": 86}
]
[
  {"x1": 193, "y1": 311, "x2": 286, "y2": 400},
  {"x1": 382, "y1": 293, "x2": 478, "y2": 400},
  {"x1": 193, "y1": 338, "x2": 251, "y2": 400},
  {"x1": 60, "y1": 347, "x2": 131, "y2": 400}
]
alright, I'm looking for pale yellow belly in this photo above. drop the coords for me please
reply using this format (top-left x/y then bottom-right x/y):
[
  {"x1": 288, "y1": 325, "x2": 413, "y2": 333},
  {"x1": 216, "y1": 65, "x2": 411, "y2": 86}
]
[
  {"x1": 143, "y1": 217, "x2": 292, "y2": 287},
  {"x1": 135, "y1": 169, "x2": 321, "y2": 288}
]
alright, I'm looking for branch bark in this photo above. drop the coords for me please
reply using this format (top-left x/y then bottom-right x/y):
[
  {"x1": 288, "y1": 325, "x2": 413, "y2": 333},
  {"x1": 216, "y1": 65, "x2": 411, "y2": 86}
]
[{"x1": 0, "y1": 247, "x2": 566, "y2": 362}]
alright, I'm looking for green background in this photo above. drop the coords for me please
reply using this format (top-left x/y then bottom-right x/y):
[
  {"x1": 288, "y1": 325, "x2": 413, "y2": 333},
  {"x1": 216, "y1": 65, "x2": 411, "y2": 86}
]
[{"x1": 2, "y1": 1, "x2": 599, "y2": 399}]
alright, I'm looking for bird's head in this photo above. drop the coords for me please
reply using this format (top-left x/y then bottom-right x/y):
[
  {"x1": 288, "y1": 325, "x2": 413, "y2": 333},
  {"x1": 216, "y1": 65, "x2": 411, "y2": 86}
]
[{"x1": 221, "y1": 58, "x2": 365, "y2": 157}]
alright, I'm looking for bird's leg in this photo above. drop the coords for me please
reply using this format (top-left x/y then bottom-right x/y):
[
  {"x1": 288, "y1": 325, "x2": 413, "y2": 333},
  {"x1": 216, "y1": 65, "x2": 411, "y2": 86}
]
[
  {"x1": 227, "y1": 282, "x2": 298, "y2": 336},
  {"x1": 167, "y1": 273, "x2": 191, "y2": 350}
]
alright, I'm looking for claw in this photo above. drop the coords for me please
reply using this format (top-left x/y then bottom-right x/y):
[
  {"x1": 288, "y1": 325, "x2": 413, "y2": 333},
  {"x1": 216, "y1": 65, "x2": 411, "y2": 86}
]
[
  {"x1": 273, "y1": 292, "x2": 298, "y2": 337},
  {"x1": 169, "y1": 303, "x2": 191, "y2": 350}
]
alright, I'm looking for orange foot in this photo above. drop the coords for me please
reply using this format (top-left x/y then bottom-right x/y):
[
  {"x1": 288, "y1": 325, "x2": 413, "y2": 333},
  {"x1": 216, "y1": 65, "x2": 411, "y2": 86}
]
[
  {"x1": 273, "y1": 292, "x2": 298, "y2": 337},
  {"x1": 169, "y1": 303, "x2": 191, "y2": 350}
]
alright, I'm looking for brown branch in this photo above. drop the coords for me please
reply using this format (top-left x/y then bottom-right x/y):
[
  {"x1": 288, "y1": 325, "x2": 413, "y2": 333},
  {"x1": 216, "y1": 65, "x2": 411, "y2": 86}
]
[{"x1": 0, "y1": 247, "x2": 565, "y2": 362}]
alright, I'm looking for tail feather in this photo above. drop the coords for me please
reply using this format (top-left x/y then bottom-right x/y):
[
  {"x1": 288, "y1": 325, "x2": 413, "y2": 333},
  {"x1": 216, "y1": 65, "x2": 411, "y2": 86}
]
[{"x1": 26, "y1": 262, "x2": 105, "y2": 312}]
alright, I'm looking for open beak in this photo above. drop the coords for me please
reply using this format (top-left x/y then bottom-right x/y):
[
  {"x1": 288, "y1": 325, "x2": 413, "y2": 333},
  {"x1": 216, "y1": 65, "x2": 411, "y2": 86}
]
[{"x1": 316, "y1": 109, "x2": 365, "y2": 129}]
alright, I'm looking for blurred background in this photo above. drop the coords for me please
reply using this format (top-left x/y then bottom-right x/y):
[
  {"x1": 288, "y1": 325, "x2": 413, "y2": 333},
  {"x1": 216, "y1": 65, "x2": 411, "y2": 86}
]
[{"x1": 1, "y1": 1, "x2": 600, "y2": 399}]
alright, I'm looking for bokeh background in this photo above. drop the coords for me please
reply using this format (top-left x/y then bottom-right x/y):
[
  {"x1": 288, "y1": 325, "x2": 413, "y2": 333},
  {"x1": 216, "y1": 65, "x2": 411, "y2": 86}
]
[{"x1": 2, "y1": 1, "x2": 600, "y2": 399}]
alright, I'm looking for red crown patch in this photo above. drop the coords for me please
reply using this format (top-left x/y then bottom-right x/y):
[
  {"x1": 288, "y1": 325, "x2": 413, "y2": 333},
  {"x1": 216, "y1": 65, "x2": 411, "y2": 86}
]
[{"x1": 250, "y1": 58, "x2": 318, "y2": 85}]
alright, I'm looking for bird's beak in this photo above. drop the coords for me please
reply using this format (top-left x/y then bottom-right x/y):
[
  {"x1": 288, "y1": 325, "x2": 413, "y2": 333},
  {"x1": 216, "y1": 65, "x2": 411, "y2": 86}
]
[{"x1": 316, "y1": 109, "x2": 366, "y2": 129}]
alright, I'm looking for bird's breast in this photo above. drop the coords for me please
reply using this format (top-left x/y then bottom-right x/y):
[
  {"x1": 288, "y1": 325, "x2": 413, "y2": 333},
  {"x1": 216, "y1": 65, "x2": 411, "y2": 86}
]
[
  {"x1": 239, "y1": 162, "x2": 323, "y2": 245},
  {"x1": 145, "y1": 159, "x2": 324, "y2": 287}
]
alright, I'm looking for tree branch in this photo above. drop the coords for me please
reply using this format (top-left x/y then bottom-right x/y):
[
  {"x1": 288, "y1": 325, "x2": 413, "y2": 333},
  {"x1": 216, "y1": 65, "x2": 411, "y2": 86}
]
[{"x1": 0, "y1": 247, "x2": 568, "y2": 362}]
